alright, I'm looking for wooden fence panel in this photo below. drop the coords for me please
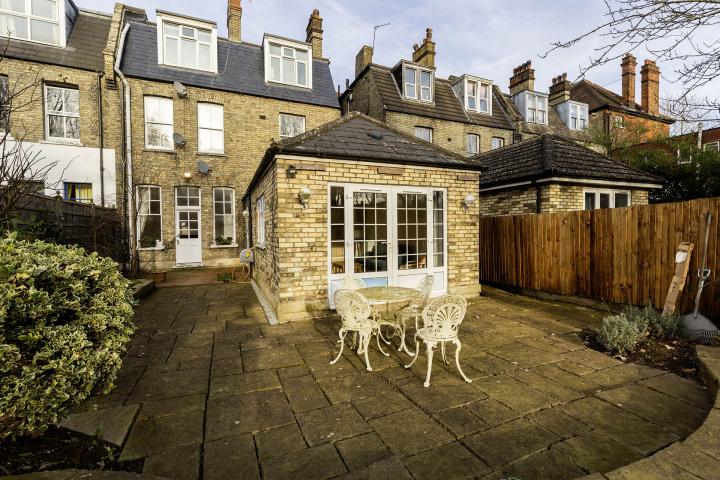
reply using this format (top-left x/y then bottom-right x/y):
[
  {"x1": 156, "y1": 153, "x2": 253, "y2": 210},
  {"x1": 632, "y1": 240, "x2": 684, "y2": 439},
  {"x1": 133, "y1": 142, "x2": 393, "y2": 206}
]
[{"x1": 479, "y1": 198, "x2": 720, "y2": 321}]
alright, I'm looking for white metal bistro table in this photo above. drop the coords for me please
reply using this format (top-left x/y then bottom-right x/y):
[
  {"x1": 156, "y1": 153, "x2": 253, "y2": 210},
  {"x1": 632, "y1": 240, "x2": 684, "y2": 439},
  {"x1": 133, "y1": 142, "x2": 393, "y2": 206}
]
[{"x1": 356, "y1": 286, "x2": 418, "y2": 355}]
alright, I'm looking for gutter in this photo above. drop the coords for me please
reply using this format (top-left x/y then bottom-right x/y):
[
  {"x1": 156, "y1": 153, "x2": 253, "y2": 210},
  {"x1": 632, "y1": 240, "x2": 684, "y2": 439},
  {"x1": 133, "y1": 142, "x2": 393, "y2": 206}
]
[{"x1": 114, "y1": 23, "x2": 134, "y2": 267}]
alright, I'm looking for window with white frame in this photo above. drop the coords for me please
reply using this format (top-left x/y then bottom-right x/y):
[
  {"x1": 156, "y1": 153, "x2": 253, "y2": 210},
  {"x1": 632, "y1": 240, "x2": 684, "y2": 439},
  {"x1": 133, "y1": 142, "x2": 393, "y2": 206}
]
[
  {"x1": 704, "y1": 141, "x2": 719, "y2": 152},
  {"x1": 265, "y1": 37, "x2": 311, "y2": 88},
  {"x1": 526, "y1": 92, "x2": 547, "y2": 124},
  {"x1": 144, "y1": 96, "x2": 173, "y2": 150},
  {"x1": 415, "y1": 126, "x2": 433, "y2": 143},
  {"x1": 137, "y1": 185, "x2": 162, "y2": 248},
  {"x1": 45, "y1": 85, "x2": 79, "y2": 141},
  {"x1": 466, "y1": 133, "x2": 479, "y2": 155},
  {"x1": 569, "y1": 103, "x2": 588, "y2": 130},
  {"x1": 64, "y1": 182, "x2": 92, "y2": 203},
  {"x1": 157, "y1": 14, "x2": 216, "y2": 72},
  {"x1": 213, "y1": 187, "x2": 235, "y2": 245},
  {"x1": 198, "y1": 103, "x2": 223, "y2": 153},
  {"x1": 584, "y1": 189, "x2": 631, "y2": 210},
  {"x1": 613, "y1": 115, "x2": 624, "y2": 129},
  {"x1": 466, "y1": 79, "x2": 491, "y2": 114},
  {"x1": 256, "y1": 195, "x2": 266, "y2": 247},
  {"x1": 491, "y1": 137, "x2": 505, "y2": 150},
  {"x1": 0, "y1": 0, "x2": 62, "y2": 45},
  {"x1": 403, "y1": 64, "x2": 433, "y2": 102},
  {"x1": 279, "y1": 113, "x2": 305, "y2": 139}
]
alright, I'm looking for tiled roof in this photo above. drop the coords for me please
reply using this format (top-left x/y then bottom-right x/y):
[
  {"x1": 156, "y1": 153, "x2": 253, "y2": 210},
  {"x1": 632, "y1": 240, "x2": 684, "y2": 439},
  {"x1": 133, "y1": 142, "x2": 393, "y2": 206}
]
[
  {"x1": 355, "y1": 65, "x2": 515, "y2": 130},
  {"x1": 571, "y1": 80, "x2": 674, "y2": 124},
  {"x1": 475, "y1": 134, "x2": 663, "y2": 188},
  {"x1": 119, "y1": 22, "x2": 340, "y2": 109},
  {"x1": 2, "y1": 10, "x2": 110, "y2": 72},
  {"x1": 496, "y1": 92, "x2": 587, "y2": 141}
]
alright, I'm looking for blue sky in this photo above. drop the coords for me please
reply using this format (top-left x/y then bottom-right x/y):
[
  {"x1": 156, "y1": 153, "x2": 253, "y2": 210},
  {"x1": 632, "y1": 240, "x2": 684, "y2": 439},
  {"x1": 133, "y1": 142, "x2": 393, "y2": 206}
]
[{"x1": 79, "y1": 0, "x2": 713, "y2": 110}]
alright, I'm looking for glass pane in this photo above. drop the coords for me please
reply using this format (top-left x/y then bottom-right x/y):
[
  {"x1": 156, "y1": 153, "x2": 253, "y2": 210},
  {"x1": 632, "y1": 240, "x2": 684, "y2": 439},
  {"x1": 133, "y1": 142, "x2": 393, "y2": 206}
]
[
  {"x1": 165, "y1": 36, "x2": 179, "y2": 64},
  {"x1": 1, "y1": 0, "x2": 26, "y2": 13},
  {"x1": 404, "y1": 67, "x2": 416, "y2": 85},
  {"x1": 296, "y1": 49, "x2": 308, "y2": 62},
  {"x1": 467, "y1": 96, "x2": 476, "y2": 110},
  {"x1": 210, "y1": 105, "x2": 223, "y2": 127},
  {"x1": 159, "y1": 98, "x2": 172, "y2": 122},
  {"x1": 180, "y1": 26, "x2": 194, "y2": 37},
  {"x1": 600, "y1": 193, "x2": 610, "y2": 209},
  {"x1": 30, "y1": 19, "x2": 57, "y2": 44},
  {"x1": 420, "y1": 71, "x2": 431, "y2": 87},
  {"x1": 65, "y1": 116, "x2": 79, "y2": 139},
  {"x1": 198, "y1": 104, "x2": 211, "y2": 128},
  {"x1": 0, "y1": 13, "x2": 28, "y2": 38},
  {"x1": 48, "y1": 115, "x2": 63, "y2": 137},
  {"x1": 211, "y1": 130, "x2": 223, "y2": 152},
  {"x1": 297, "y1": 62, "x2": 307, "y2": 86},
  {"x1": 164, "y1": 23, "x2": 178, "y2": 36},
  {"x1": 64, "y1": 89, "x2": 78, "y2": 114},
  {"x1": 479, "y1": 99, "x2": 488, "y2": 112},
  {"x1": 146, "y1": 124, "x2": 172, "y2": 148},
  {"x1": 180, "y1": 38, "x2": 196, "y2": 68},
  {"x1": 139, "y1": 215, "x2": 161, "y2": 247},
  {"x1": 615, "y1": 193, "x2": 629, "y2": 208},
  {"x1": 282, "y1": 57, "x2": 295, "y2": 84},
  {"x1": 198, "y1": 128, "x2": 211, "y2": 152},
  {"x1": 31, "y1": 0, "x2": 56, "y2": 19},
  {"x1": 269, "y1": 43, "x2": 281, "y2": 55},
  {"x1": 197, "y1": 30, "x2": 211, "y2": 43},
  {"x1": 198, "y1": 43, "x2": 211, "y2": 70},
  {"x1": 270, "y1": 57, "x2": 281, "y2": 81},
  {"x1": 584, "y1": 192, "x2": 595, "y2": 210},
  {"x1": 330, "y1": 186, "x2": 344, "y2": 207}
]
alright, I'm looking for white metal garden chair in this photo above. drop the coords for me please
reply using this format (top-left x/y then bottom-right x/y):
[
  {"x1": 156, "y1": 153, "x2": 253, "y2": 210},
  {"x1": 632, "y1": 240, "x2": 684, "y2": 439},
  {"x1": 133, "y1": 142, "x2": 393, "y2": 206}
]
[
  {"x1": 405, "y1": 294, "x2": 472, "y2": 387},
  {"x1": 331, "y1": 289, "x2": 388, "y2": 372},
  {"x1": 388, "y1": 274, "x2": 434, "y2": 355}
]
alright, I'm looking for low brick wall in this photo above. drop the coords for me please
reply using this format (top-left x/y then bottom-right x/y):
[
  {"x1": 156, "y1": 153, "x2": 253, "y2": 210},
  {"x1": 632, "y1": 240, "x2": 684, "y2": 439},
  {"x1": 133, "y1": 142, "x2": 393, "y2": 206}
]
[{"x1": 579, "y1": 345, "x2": 720, "y2": 479}]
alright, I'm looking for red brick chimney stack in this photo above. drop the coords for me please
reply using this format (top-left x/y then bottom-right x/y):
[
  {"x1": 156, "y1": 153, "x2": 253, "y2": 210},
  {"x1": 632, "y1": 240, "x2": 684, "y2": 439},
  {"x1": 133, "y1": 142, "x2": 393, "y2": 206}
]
[
  {"x1": 621, "y1": 53, "x2": 637, "y2": 107},
  {"x1": 640, "y1": 59, "x2": 660, "y2": 115}
]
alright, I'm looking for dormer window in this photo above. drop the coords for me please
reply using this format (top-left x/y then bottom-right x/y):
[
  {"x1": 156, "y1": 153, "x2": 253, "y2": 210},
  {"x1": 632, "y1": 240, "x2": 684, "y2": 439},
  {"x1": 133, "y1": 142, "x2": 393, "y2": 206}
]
[
  {"x1": 0, "y1": 0, "x2": 64, "y2": 46},
  {"x1": 156, "y1": 12, "x2": 217, "y2": 73},
  {"x1": 403, "y1": 64, "x2": 433, "y2": 103},
  {"x1": 264, "y1": 35, "x2": 312, "y2": 89},
  {"x1": 526, "y1": 92, "x2": 547, "y2": 124},
  {"x1": 569, "y1": 103, "x2": 588, "y2": 130},
  {"x1": 466, "y1": 78, "x2": 492, "y2": 114}
]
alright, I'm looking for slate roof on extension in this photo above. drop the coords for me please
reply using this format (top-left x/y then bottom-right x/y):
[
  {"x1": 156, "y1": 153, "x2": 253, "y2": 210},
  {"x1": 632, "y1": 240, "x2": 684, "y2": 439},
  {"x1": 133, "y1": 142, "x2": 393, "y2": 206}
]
[
  {"x1": 475, "y1": 134, "x2": 663, "y2": 188},
  {"x1": 120, "y1": 21, "x2": 340, "y2": 109},
  {"x1": 347, "y1": 64, "x2": 515, "y2": 131},
  {"x1": 571, "y1": 79, "x2": 674, "y2": 124},
  {"x1": 244, "y1": 113, "x2": 480, "y2": 200},
  {"x1": 2, "y1": 10, "x2": 110, "y2": 72}
]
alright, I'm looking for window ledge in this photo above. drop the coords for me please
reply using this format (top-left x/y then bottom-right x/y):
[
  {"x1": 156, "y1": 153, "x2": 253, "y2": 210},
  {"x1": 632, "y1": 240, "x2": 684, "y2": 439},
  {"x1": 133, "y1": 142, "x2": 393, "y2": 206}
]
[
  {"x1": 196, "y1": 151, "x2": 226, "y2": 158},
  {"x1": 41, "y1": 139, "x2": 83, "y2": 147},
  {"x1": 210, "y1": 243, "x2": 238, "y2": 249},
  {"x1": 139, "y1": 244, "x2": 165, "y2": 251},
  {"x1": 143, "y1": 148, "x2": 176, "y2": 154}
]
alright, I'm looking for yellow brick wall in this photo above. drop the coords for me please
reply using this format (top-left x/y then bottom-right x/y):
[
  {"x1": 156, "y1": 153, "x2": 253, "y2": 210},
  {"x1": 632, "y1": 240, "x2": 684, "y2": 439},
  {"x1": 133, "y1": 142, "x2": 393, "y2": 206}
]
[
  {"x1": 128, "y1": 78, "x2": 340, "y2": 270},
  {"x1": 250, "y1": 155, "x2": 482, "y2": 322},
  {"x1": 480, "y1": 186, "x2": 537, "y2": 215},
  {"x1": 385, "y1": 111, "x2": 514, "y2": 157}
]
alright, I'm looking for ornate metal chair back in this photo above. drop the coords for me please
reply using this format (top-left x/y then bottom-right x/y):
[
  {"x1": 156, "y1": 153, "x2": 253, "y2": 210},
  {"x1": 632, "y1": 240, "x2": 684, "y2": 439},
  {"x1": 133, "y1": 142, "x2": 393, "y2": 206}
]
[
  {"x1": 334, "y1": 289, "x2": 373, "y2": 330},
  {"x1": 409, "y1": 274, "x2": 434, "y2": 311},
  {"x1": 340, "y1": 275, "x2": 367, "y2": 291},
  {"x1": 421, "y1": 294, "x2": 468, "y2": 338}
]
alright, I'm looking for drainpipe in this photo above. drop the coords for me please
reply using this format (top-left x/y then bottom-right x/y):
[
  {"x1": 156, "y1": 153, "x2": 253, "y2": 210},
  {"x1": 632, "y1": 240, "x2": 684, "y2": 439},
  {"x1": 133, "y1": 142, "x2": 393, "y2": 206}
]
[
  {"x1": 114, "y1": 23, "x2": 134, "y2": 268},
  {"x1": 97, "y1": 72, "x2": 105, "y2": 207}
]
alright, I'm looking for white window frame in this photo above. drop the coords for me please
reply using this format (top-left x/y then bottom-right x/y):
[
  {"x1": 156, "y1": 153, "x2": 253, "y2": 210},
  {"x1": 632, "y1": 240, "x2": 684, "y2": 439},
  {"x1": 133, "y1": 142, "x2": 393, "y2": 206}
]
[
  {"x1": 0, "y1": 0, "x2": 67, "y2": 47},
  {"x1": 613, "y1": 115, "x2": 624, "y2": 129},
  {"x1": 415, "y1": 126, "x2": 433, "y2": 143},
  {"x1": 526, "y1": 92, "x2": 548, "y2": 125},
  {"x1": 465, "y1": 77, "x2": 492, "y2": 114},
  {"x1": 703, "y1": 141, "x2": 719, "y2": 151},
  {"x1": 156, "y1": 12, "x2": 217, "y2": 73},
  {"x1": 583, "y1": 188, "x2": 631, "y2": 210},
  {"x1": 466, "y1": 133, "x2": 479, "y2": 155},
  {"x1": 144, "y1": 96, "x2": 174, "y2": 150},
  {"x1": 197, "y1": 102, "x2": 224, "y2": 154},
  {"x1": 279, "y1": 113, "x2": 306, "y2": 139},
  {"x1": 491, "y1": 137, "x2": 505, "y2": 150},
  {"x1": 256, "y1": 195, "x2": 266, "y2": 247},
  {"x1": 212, "y1": 187, "x2": 236, "y2": 247},
  {"x1": 44, "y1": 84, "x2": 80, "y2": 143},
  {"x1": 569, "y1": 102, "x2": 589, "y2": 130},
  {"x1": 136, "y1": 185, "x2": 163, "y2": 250},
  {"x1": 263, "y1": 35, "x2": 313, "y2": 89},
  {"x1": 403, "y1": 63, "x2": 433, "y2": 103}
]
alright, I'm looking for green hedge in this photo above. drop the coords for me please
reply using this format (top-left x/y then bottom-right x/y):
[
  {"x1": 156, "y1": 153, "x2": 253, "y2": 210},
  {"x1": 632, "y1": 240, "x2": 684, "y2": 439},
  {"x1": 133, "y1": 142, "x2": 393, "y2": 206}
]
[{"x1": 0, "y1": 233, "x2": 135, "y2": 439}]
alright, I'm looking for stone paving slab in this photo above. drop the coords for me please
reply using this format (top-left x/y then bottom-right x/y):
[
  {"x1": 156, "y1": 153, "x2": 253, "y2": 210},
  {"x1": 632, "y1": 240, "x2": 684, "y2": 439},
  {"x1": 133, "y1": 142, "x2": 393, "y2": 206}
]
[
  {"x1": 59, "y1": 405, "x2": 139, "y2": 446},
  {"x1": 30, "y1": 284, "x2": 715, "y2": 480}
]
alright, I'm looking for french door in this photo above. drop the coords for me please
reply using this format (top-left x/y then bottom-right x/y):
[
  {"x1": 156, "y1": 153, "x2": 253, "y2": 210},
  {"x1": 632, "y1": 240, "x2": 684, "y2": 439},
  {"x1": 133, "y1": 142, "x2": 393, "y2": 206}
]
[
  {"x1": 328, "y1": 184, "x2": 447, "y2": 307},
  {"x1": 175, "y1": 186, "x2": 202, "y2": 265}
]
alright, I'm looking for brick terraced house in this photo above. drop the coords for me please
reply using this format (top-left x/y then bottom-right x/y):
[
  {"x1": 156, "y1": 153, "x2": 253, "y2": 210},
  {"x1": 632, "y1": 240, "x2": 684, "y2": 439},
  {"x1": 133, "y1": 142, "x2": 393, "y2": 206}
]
[
  {"x1": 111, "y1": 2, "x2": 340, "y2": 270},
  {"x1": 475, "y1": 134, "x2": 663, "y2": 216},
  {"x1": 244, "y1": 113, "x2": 483, "y2": 322},
  {"x1": 0, "y1": 0, "x2": 122, "y2": 206},
  {"x1": 340, "y1": 29, "x2": 517, "y2": 157}
]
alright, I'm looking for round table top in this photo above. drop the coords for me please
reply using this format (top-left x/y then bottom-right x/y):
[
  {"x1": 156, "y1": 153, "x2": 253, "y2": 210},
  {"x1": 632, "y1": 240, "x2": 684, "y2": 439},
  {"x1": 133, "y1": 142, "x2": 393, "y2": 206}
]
[{"x1": 356, "y1": 286, "x2": 418, "y2": 304}]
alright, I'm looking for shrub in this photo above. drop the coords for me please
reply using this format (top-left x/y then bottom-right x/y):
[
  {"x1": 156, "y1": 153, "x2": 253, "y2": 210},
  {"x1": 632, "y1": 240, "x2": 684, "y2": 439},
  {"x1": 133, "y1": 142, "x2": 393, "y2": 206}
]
[
  {"x1": 649, "y1": 312, "x2": 683, "y2": 338},
  {"x1": 0, "y1": 233, "x2": 135, "y2": 440},
  {"x1": 598, "y1": 313, "x2": 645, "y2": 355}
]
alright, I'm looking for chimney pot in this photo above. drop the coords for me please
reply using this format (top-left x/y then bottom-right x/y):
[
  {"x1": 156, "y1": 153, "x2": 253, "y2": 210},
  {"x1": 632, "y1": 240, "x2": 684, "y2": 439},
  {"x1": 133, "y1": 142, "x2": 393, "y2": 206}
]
[{"x1": 305, "y1": 9, "x2": 323, "y2": 58}]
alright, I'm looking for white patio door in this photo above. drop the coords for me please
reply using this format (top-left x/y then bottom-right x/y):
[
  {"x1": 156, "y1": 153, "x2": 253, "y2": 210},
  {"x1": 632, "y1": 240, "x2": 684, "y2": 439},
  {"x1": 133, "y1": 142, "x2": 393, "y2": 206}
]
[
  {"x1": 328, "y1": 184, "x2": 447, "y2": 307},
  {"x1": 175, "y1": 186, "x2": 202, "y2": 265}
]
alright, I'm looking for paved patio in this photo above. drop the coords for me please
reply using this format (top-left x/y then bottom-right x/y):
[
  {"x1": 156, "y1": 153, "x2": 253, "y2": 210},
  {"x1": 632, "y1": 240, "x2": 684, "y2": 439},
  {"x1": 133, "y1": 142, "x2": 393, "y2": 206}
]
[{"x1": 69, "y1": 284, "x2": 712, "y2": 480}]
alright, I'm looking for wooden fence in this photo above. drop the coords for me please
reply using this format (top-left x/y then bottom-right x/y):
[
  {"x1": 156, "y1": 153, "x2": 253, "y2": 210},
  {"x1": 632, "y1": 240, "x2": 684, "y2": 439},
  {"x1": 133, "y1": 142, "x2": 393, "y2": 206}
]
[
  {"x1": 479, "y1": 197, "x2": 720, "y2": 320},
  {"x1": 3, "y1": 193, "x2": 126, "y2": 262}
]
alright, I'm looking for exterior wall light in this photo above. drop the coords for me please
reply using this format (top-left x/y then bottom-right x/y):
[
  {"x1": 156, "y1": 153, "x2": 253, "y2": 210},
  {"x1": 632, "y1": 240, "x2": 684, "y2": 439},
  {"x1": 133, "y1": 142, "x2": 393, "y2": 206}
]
[
  {"x1": 286, "y1": 165, "x2": 297, "y2": 178},
  {"x1": 183, "y1": 172, "x2": 192, "y2": 179},
  {"x1": 242, "y1": 209, "x2": 249, "y2": 219},
  {"x1": 463, "y1": 193, "x2": 476, "y2": 211},
  {"x1": 297, "y1": 187, "x2": 311, "y2": 209}
]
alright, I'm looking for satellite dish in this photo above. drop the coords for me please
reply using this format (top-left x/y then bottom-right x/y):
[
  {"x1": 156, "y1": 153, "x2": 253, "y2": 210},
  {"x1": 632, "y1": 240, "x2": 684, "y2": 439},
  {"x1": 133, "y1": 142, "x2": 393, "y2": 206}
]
[
  {"x1": 173, "y1": 81, "x2": 188, "y2": 98},
  {"x1": 173, "y1": 132, "x2": 186, "y2": 148},
  {"x1": 197, "y1": 160, "x2": 211, "y2": 175}
]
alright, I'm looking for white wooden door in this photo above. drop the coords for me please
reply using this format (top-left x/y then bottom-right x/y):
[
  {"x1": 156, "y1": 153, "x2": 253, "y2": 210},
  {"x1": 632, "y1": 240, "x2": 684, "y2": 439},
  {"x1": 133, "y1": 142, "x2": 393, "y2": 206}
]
[{"x1": 175, "y1": 187, "x2": 202, "y2": 265}]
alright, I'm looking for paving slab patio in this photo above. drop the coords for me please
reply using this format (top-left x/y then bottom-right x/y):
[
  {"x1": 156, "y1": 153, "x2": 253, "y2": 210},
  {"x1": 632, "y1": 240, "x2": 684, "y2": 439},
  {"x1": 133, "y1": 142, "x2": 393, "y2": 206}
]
[{"x1": 55, "y1": 284, "x2": 714, "y2": 480}]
